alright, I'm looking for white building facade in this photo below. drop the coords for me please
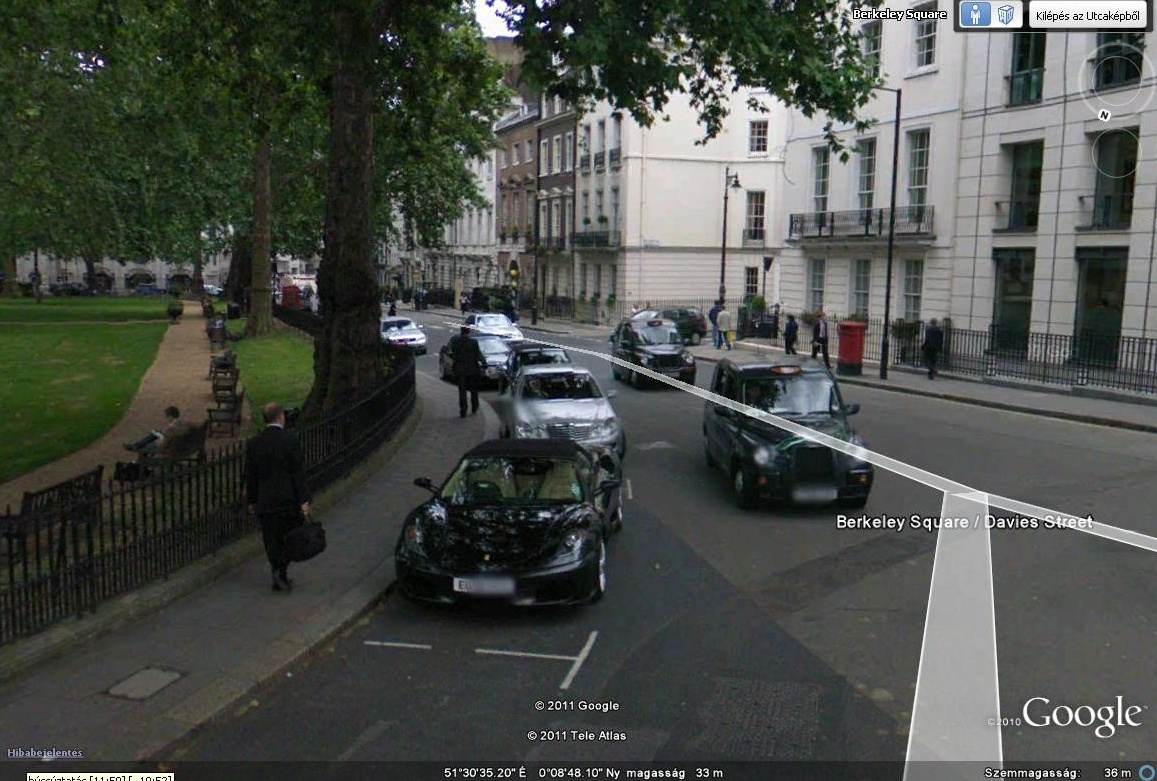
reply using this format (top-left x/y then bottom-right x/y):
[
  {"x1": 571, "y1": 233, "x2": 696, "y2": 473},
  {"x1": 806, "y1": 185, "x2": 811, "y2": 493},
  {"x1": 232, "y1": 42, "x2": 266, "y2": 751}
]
[
  {"x1": 14, "y1": 250, "x2": 232, "y2": 293},
  {"x1": 438, "y1": 151, "x2": 500, "y2": 294},
  {"x1": 572, "y1": 92, "x2": 789, "y2": 320}
]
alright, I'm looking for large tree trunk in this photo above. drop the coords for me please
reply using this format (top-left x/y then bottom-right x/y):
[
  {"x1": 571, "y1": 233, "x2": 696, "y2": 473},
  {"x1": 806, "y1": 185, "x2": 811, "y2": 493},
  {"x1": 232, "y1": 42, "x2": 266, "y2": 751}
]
[
  {"x1": 82, "y1": 256, "x2": 97, "y2": 292},
  {"x1": 225, "y1": 230, "x2": 252, "y2": 304},
  {"x1": 303, "y1": 5, "x2": 383, "y2": 418},
  {"x1": 247, "y1": 123, "x2": 274, "y2": 336},
  {"x1": 0, "y1": 254, "x2": 16, "y2": 297}
]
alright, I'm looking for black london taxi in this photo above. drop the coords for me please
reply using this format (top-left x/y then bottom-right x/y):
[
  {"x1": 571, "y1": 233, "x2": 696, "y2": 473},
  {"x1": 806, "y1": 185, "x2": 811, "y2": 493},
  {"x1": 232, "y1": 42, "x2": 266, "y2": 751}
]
[
  {"x1": 608, "y1": 316, "x2": 697, "y2": 388},
  {"x1": 702, "y1": 354, "x2": 873, "y2": 509}
]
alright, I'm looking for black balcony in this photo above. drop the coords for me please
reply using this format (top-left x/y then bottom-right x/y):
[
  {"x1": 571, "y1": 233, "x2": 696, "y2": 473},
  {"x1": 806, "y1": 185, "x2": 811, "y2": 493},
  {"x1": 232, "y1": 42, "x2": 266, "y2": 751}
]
[
  {"x1": 593, "y1": 151, "x2": 606, "y2": 171},
  {"x1": 1007, "y1": 70, "x2": 1043, "y2": 106},
  {"x1": 609, "y1": 147, "x2": 621, "y2": 168},
  {"x1": 535, "y1": 235, "x2": 567, "y2": 250},
  {"x1": 1079, "y1": 194, "x2": 1133, "y2": 230},
  {"x1": 579, "y1": 153, "x2": 590, "y2": 174},
  {"x1": 994, "y1": 200, "x2": 1039, "y2": 231},
  {"x1": 787, "y1": 206, "x2": 934, "y2": 239},
  {"x1": 572, "y1": 230, "x2": 620, "y2": 248},
  {"x1": 742, "y1": 228, "x2": 765, "y2": 246}
]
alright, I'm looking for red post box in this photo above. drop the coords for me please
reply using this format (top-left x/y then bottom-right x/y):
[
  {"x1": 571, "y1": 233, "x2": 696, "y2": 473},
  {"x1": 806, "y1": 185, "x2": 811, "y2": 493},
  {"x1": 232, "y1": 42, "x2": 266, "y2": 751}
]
[
  {"x1": 836, "y1": 320, "x2": 868, "y2": 376},
  {"x1": 281, "y1": 284, "x2": 302, "y2": 309}
]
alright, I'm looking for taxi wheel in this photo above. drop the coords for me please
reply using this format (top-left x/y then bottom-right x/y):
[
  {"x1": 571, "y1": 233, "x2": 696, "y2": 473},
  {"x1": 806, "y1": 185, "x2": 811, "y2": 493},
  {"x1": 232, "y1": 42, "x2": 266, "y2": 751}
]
[
  {"x1": 731, "y1": 464, "x2": 758, "y2": 510},
  {"x1": 704, "y1": 440, "x2": 718, "y2": 469},
  {"x1": 612, "y1": 364, "x2": 621, "y2": 381}
]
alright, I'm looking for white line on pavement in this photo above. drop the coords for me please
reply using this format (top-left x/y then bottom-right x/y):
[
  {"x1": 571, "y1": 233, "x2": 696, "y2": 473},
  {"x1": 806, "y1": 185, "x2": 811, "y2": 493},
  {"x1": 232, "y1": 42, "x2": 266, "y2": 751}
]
[
  {"x1": 336, "y1": 719, "x2": 395, "y2": 761},
  {"x1": 474, "y1": 648, "x2": 576, "y2": 661},
  {"x1": 626, "y1": 479, "x2": 633, "y2": 500},
  {"x1": 364, "y1": 641, "x2": 433, "y2": 650},
  {"x1": 559, "y1": 631, "x2": 599, "y2": 691}
]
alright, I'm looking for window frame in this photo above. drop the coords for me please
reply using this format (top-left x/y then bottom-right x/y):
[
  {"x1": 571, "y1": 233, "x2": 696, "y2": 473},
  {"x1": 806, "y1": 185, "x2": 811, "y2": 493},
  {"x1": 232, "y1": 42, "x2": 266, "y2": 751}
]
[
  {"x1": 862, "y1": 21, "x2": 882, "y2": 79},
  {"x1": 744, "y1": 190, "x2": 766, "y2": 240},
  {"x1": 748, "y1": 120, "x2": 769, "y2": 154},
  {"x1": 852, "y1": 259, "x2": 871, "y2": 317},
  {"x1": 913, "y1": 1, "x2": 938, "y2": 68},
  {"x1": 907, "y1": 129, "x2": 931, "y2": 208},
  {"x1": 807, "y1": 258, "x2": 826, "y2": 312},
  {"x1": 903, "y1": 259, "x2": 924, "y2": 321},
  {"x1": 856, "y1": 138, "x2": 877, "y2": 211},
  {"x1": 812, "y1": 147, "x2": 830, "y2": 213}
]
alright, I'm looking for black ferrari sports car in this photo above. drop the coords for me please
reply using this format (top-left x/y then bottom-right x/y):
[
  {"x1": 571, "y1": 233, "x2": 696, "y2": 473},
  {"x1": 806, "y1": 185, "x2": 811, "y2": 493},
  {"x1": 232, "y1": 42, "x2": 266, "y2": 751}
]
[{"x1": 395, "y1": 439, "x2": 623, "y2": 606}]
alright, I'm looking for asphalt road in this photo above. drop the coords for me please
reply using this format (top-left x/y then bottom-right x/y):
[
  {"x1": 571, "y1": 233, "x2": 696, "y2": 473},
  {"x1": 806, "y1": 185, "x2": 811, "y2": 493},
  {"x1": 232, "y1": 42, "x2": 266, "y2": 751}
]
[{"x1": 167, "y1": 315, "x2": 1157, "y2": 765}]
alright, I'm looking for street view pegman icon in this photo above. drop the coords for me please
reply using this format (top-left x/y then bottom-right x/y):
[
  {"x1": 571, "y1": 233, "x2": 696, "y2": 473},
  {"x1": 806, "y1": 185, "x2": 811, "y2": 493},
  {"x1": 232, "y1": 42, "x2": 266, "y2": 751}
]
[{"x1": 961, "y1": 1, "x2": 991, "y2": 26}]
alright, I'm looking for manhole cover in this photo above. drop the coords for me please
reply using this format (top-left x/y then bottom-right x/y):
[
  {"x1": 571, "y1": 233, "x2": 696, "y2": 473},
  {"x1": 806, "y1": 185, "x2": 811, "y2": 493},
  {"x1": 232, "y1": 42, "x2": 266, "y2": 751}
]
[
  {"x1": 108, "y1": 668, "x2": 182, "y2": 700},
  {"x1": 688, "y1": 677, "x2": 821, "y2": 759}
]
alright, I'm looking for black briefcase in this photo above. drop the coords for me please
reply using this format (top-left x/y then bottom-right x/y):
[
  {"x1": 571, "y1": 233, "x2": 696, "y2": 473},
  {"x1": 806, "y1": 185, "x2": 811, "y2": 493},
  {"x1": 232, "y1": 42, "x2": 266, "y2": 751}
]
[{"x1": 285, "y1": 517, "x2": 327, "y2": 562}]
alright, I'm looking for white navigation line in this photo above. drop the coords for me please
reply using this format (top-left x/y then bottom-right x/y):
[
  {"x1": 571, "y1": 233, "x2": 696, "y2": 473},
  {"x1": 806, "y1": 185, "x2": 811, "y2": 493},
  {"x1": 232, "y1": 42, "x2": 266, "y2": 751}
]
[
  {"x1": 453, "y1": 323, "x2": 1157, "y2": 766},
  {"x1": 474, "y1": 648, "x2": 575, "y2": 661},
  {"x1": 364, "y1": 640, "x2": 433, "y2": 650},
  {"x1": 560, "y1": 630, "x2": 599, "y2": 691},
  {"x1": 474, "y1": 631, "x2": 599, "y2": 690}
]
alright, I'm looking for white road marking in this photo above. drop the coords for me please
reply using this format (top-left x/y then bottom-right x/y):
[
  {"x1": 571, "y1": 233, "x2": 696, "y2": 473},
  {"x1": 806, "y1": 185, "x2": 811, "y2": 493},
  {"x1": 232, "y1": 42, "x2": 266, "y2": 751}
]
[
  {"x1": 364, "y1": 641, "x2": 432, "y2": 650},
  {"x1": 474, "y1": 648, "x2": 576, "y2": 661},
  {"x1": 559, "y1": 631, "x2": 598, "y2": 691},
  {"x1": 336, "y1": 719, "x2": 395, "y2": 761},
  {"x1": 626, "y1": 479, "x2": 633, "y2": 500},
  {"x1": 636, "y1": 441, "x2": 675, "y2": 450}
]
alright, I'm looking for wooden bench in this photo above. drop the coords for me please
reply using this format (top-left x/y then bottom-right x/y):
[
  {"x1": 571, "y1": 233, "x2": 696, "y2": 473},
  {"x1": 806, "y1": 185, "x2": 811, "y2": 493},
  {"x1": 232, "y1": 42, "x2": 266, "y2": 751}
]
[
  {"x1": 208, "y1": 388, "x2": 246, "y2": 438},
  {"x1": 130, "y1": 421, "x2": 210, "y2": 479},
  {"x1": 211, "y1": 368, "x2": 240, "y2": 404},
  {"x1": 209, "y1": 350, "x2": 237, "y2": 380},
  {"x1": 206, "y1": 319, "x2": 226, "y2": 351}
]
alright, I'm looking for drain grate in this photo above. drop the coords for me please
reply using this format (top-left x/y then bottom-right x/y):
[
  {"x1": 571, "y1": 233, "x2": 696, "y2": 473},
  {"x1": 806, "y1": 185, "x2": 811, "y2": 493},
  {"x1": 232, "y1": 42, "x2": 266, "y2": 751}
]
[{"x1": 688, "y1": 677, "x2": 821, "y2": 759}]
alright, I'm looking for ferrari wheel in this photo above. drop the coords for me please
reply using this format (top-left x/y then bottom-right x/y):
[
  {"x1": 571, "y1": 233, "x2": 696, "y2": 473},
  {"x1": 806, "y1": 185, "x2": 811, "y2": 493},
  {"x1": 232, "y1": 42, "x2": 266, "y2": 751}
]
[
  {"x1": 589, "y1": 536, "x2": 607, "y2": 603},
  {"x1": 611, "y1": 493, "x2": 623, "y2": 532}
]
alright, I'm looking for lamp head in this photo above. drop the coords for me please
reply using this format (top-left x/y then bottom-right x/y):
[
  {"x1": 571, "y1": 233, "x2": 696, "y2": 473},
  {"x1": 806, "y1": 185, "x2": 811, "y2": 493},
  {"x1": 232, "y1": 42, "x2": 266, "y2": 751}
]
[{"x1": 729, "y1": 174, "x2": 741, "y2": 189}]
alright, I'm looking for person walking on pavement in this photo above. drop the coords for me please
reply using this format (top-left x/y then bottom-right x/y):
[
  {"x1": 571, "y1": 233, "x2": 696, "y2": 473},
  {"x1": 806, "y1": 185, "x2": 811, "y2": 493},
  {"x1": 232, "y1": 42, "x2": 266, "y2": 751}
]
[
  {"x1": 783, "y1": 314, "x2": 799, "y2": 355},
  {"x1": 452, "y1": 326, "x2": 485, "y2": 417},
  {"x1": 716, "y1": 303, "x2": 733, "y2": 350},
  {"x1": 245, "y1": 402, "x2": 311, "y2": 593},
  {"x1": 708, "y1": 300, "x2": 721, "y2": 348},
  {"x1": 811, "y1": 311, "x2": 830, "y2": 368},
  {"x1": 922, "y1": 318, "x2": 945, "y2": 379}
]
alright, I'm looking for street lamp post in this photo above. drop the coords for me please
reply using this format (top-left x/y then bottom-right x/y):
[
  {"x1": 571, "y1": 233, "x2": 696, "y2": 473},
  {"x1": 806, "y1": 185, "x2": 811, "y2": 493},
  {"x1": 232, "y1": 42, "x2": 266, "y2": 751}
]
[
  {"x1": 719, "y1": 167, "x2": 741, "y2": 308},
  {"x1": 878, "y1": 87, "x2": 902, "y2": 380}
]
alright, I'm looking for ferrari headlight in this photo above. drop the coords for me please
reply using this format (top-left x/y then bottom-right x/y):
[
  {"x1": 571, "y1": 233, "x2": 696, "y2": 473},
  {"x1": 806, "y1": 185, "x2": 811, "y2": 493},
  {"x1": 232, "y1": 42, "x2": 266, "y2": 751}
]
[
  {"x1": 404, "y1": 523, "x2": 423, "y2": 547},
  {"x1": 564, "y1": 529, "x2": 584, "y2": 550},
  {"x1": 752, "y1": 446, "x2": 772, "y2": 466}
]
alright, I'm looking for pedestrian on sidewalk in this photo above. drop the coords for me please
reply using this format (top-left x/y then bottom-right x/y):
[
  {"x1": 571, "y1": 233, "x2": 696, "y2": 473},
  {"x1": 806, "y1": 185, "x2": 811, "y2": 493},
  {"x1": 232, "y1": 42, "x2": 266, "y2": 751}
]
[
  {"x1": 811, "y1": 311, "x2": 830, "y2": 368},
  {"x1": 452, "y1": 326, "x2": 485, "y2": 417},
  {"x1": 387, "y1": 301, "x2": 397, "y2": 317},
  {"x1": 784, "y1": 314, "x2": 799, "y2": 354},
  {"x1": 922, "y1": 318, "x2": 944, "y2": 379},
  {"x1": 245, "y1": 402, "x2": 312, "y2": 593},
  {"x1": 708, "y1": 300, "x2": 722, "y2": 348},
  {"x1": 716, "y1": 303, "x2": 733, "y2": 350}
]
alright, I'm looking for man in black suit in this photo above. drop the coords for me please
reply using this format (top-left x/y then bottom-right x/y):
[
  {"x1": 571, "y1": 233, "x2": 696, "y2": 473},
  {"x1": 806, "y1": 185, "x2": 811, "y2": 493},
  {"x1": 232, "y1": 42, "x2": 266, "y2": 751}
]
[
  {"x1": 245, "y1": 402, "x2": 311, "y2": 592},
  {"x1": 922, "y1": 318, "x2": 945, "y2": 379},
  {"x1": 452, "y1": 326, "x2": 485, "y2": 417},
  {"x1": 811, "y1": 311, "x2": 831, "y2": 368}
]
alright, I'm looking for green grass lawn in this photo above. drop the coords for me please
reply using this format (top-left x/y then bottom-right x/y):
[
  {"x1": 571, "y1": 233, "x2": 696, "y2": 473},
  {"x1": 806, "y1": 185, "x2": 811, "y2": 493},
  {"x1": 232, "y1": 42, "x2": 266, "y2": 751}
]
[
  {"x1": 0, "y1": 296, "x2": 174, "y2": 323},
  {"x1": 0, "y1": 323, "x2": 168, "y2": 486},
  {"x1": 227, "y1": 318, "x2": 316, "y2": 425}
]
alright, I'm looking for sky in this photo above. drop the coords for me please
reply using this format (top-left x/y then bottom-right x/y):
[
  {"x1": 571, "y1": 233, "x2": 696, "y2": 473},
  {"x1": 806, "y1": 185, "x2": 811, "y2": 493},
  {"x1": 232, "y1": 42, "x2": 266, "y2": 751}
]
[{"x1": 474, "y1": 0, "x2": 512, "y2": 37}]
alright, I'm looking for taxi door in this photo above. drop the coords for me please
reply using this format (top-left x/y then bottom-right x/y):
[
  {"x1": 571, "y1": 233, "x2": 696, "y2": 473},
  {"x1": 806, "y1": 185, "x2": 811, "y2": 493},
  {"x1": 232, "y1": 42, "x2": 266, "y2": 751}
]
[{"x1": 704, "y1": 364, "x2": 739, "y2": 465}]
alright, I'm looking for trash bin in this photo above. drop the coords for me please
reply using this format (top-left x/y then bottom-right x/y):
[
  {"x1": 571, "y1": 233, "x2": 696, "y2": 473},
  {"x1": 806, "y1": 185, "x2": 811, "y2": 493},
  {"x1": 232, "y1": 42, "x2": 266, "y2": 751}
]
[{"x1": 836, "y1": 320, "x2": 868, "y2": 376}]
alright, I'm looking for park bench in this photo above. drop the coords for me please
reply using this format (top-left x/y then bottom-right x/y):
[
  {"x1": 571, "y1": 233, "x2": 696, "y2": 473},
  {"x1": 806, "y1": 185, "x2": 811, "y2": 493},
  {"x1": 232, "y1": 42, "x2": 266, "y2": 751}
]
[
  {"x1": 140, "y1": 420, "x2": 209, "y2": 468},
  {"x1": 206, "y1": 318, "x2": 226, "y2": 351},
  {"x1": 208, "y1": 388, "x2": 246, "y2": 438},
  {"x1": 209, "y1": 349, "x2": 236, "y2": 380},
  {"x1": 211, "y1": 367, "x2": 240, "y2": 404}
]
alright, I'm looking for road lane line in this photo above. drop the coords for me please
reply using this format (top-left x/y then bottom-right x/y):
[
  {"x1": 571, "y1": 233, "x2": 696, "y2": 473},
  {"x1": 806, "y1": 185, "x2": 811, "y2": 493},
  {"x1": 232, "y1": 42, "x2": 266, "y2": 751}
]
[
  {"x1": 364, "y1": 641, "x2": 433, "y2": 650},
  {"x1": 559, "y1": 631, "x2": 598, "y2": 691},
  {"x1": 626, "y1": 479, "x2": 633, "y2": 500},
  {"x1": 336, "y1": 719, "x2": 395, "y2": 761},
  {"x1": 474, "y1": 648, "x2": 576, "y2": 661}
]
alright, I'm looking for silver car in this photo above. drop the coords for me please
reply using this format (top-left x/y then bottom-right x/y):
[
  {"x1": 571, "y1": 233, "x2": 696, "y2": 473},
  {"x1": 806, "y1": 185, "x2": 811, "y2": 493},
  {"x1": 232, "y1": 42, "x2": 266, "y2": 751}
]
[
  {"x1": 499, "y1": 365, "x2": 625, "y2": 459},
  {"x1": 465, "y1": 312, "x2": 524, "y2": 341},
  {"x1": 380, "y1": 316, "x2": 427, "y2": 354}
]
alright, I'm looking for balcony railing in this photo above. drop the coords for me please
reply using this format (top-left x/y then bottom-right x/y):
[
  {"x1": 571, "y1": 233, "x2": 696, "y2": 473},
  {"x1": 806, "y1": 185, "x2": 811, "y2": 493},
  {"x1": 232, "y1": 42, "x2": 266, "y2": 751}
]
[
  {"x1": 535, "y1": 235, "x2": 567, "y2": 250},
  {"x1": 787, "y1": 206, "x2": 934, "y2": 239},
  {"x1": 593, "y1": 151, "x2": 606, "y2": 171},
  {"x1": 579, "y1": 153, "x2": 590, "y2": 174},
  {"x1": 609, "y1": 147, "x2": 621, "y2": 168},
  {"x1": 742, "y1": 228, "x2": 765, "y2": 247},
  {"x1": 1079, "y1": 193, "x2": 1133, "y2": 230},
  {"x1": 572, "y1": 230, "x2": 620, "y2": 248},
  {"x1": 1007, "y1": 70, "x2": 1043, "y2": 106},
  {"x1": 994, "y1": 200, "x2": 1039, "y2": 231}
]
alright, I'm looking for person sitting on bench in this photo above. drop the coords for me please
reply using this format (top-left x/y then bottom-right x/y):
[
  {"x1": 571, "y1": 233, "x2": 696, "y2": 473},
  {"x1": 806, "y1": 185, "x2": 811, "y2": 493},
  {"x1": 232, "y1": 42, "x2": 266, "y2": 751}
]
[{"x1": 124, "y1": 406, "x2": 192, "y2": 459}]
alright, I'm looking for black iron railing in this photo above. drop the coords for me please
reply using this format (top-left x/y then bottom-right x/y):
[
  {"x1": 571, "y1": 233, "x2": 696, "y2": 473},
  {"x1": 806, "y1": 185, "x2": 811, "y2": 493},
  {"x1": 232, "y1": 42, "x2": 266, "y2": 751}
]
[
  {"x1": 1079, "y1": 193, "x2": 1133, "y2": 230},
  {"x1": 572, "y1": 230, "x2": 619, "y2": 248},
  {"x1": 996, "y1": 200, "x2": 1039, "y2": 231},
  {"x1": 1007, "y1": 70, "x2": 1043, "y2": 106},
  {"x1": 609, "y1": 148, "x2": 621, "y2": 168},
  {"x1": 593, "y1": 151, "x2": 606, "y2": 171},
  {"x1": 788, "y1": 206, "x2": 935, "y2": 239}
]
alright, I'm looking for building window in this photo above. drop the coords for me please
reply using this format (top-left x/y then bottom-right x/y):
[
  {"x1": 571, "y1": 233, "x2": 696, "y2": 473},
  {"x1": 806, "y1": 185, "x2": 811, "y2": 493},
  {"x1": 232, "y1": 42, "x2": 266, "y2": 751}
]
[
  {"x1": 539, "y1": 140, "x2": 548, "y2": 176},
  {"x1": 811, "y1": 147, "x2": 830, "y2": 213},
  {"x1": 1094, "y1": 33, "x2": 1144, "y2": 90},
  {"x1": 581, "y1": 192, "x2": 590, "y2": 226},
  {"x1": 903, "y1": 259, "x2": 923, "y2": 320},
  {"x1": 525, "y1": 140, "x2": 533, "y2": 161},
  {"x1": 907, "y1": 129, "x2": 930, "y2": 207},
  {"x1": 596, "y1": 120, "x2": 606, "y2": 151},
  {"x1": 861, "y1": 21, "x2": 882, "y2": 79},
  {"x1": 991, "y1": 248, "x2": 1035, "y2": 350},
  {"x1": 525, "y1": 190, "x2": 534, "y2": 227},
  {"x1": 500, "y1": 149, "x2": 508, "y2": 168},
  {"x1": 1090, "y1": 131, "x2": 1137, "y2": 229},
  {"x1": 744, "y1": 191, "x2": 766, "y2": 241},
  {"x1": 1009, "y1": 33, "x2": 1045, "y2": 106},
  {"x1": 564, "y1": 198, "x2": 573, "y2": 241},
  {"x1": 807, "y1": 258, "x2": 826, "y2": 311},
  {"x1": 612, "y1": 115, "x2": 622, "y2": 148},
  {"x1": 582, "y1": 125, "x2": 591, "y2": 152},
  {"x1": 913, "y1": 2, "x2": 938, "y2": 68},
  {"x1": 857, "y1": 138, "x2": 876, "y2": 211},
  {"x1": 595, "y1": 190, "x2": 604, "y2": 221},
  {"x1": 748, "y1": 120, "x2": 769, "y2": 154},
  {"x1": 511, "y1": 143, "x2": 519, "y2": 165},
  {"x1": 552, "y1": 136, "x2": 562, "y2": 174},
  {"x1": 538, "y1": 201, "x2": 548, "y2": 241},
  {"x1": 852, "y1": 259, "x2": 871, "y2": 317},
  {"x1": 1006, "y1": 141, "x2": 1043, "y2": 230},
  {"x1": 564, "y1": 132, "x2": 574, "y2": 171},
  {"x1": 610, "y1": 188, "x2": 620, "y2": 228},
  {"x1": 744, "y1": 267, "x2": 759, "y2": 298},
  {"x1": 580, "y1": 263, "x2": 587, "y2": 296},
  {"x1": 551, "y1": 199, "x2": 562, "y2": 240}
]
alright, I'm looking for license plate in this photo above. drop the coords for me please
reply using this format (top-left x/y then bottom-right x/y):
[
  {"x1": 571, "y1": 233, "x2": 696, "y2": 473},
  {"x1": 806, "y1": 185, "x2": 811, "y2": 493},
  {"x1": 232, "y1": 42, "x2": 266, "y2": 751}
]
[
  {"x1": 452, "y1": 576, "x2": 515, "y2": 596},
  {"x1": 792, "y1": 486, "x2": 838, "y2": 504}
]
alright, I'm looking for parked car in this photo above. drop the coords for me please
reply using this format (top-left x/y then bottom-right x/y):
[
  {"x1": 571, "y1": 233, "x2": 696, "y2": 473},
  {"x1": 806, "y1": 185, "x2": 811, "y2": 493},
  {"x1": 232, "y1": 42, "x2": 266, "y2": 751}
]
[
  {"x1": 632, "y1": 307, "x2": 708, "y2": 345},
  {"x1": 438, "y1": 333, "x2": 512, "y2": 384},
  {"x1": 464, "y1": 312, "x2": 523, "y2": 341},
  {"x1": 380, "y1": 316, "x2": 428, "y2": 354},
  {"x1": 609, "y1": 317, "x2": 697, "y2": 388},
  {"x1": 396, "y1": 438, "x2": 623, "y2": 605},
  {"x1": 202, "y1": 284, "x2": 224, "y2": 297},
  {"x1": 498, "y1": 343, "x2": 572, "y2": 392},
  {"x1": 702, "y1": 354, "x2": 873, "y2": 509},
  {"x1": 496, "y1": 365, "x2": 625, "y2": 459}
]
